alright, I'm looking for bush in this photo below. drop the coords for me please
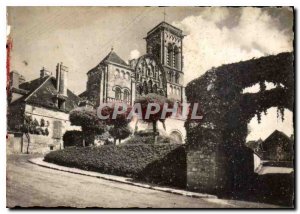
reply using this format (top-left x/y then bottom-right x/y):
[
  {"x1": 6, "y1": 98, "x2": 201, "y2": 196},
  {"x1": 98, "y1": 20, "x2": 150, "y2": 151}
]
[
  {"x1": 44, "y1": 144, "x2": 186, "y2": 187},
  {"x1": 124, "y1": 134, "x2": 171, "y2": 144},
  {"x1": 63, "y1": 130, "x2": 83, "y2": 147}
]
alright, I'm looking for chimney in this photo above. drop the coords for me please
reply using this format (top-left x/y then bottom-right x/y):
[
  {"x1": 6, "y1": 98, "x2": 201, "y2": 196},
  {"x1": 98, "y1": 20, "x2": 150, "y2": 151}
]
[
  {"x1": 10, "y1": 71, "x2": 20, "y2": 89},
  {"x1": 19, "y1": 74, "x2": 26, "y2": 85},
  {"x1": 56, "y1": 62, "x2": 68, "y2": 96},
  {"x1": 40, "y1": 67, "x2": 51, "y2": 79}
]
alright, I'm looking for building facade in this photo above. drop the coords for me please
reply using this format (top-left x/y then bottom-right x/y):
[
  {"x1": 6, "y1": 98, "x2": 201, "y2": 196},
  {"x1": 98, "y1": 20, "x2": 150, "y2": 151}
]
[
  {"x1": 80, "y1": 22, "x2": 186, "y2": 143},
  {"x1": 7, "y1": 64, "x2": 81, "y2": 153}
]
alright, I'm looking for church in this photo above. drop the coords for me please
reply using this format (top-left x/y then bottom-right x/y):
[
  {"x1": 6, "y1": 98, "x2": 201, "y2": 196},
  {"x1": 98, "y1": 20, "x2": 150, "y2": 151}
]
[{"x1": 79, "y1": 21, "x2": 186, "y2": 143}]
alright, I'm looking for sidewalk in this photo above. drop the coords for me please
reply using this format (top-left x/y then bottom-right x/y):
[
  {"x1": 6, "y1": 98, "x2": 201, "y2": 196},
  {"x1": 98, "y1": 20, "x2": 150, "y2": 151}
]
[{"x1": 29, "y1": 157, "x2": 217, "y2": 199}]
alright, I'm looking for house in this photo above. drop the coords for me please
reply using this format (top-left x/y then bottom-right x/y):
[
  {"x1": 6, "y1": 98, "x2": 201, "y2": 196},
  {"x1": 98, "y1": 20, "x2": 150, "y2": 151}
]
[
  {"x1": 250, "y1": 130, "x2": 294, "y2": 175},
  {"x1": 7, "y1": 63, "x2": 81, "y2": 154},
  {"x1": 261, "y1": 130, "x2": 293, "y2": 161}
]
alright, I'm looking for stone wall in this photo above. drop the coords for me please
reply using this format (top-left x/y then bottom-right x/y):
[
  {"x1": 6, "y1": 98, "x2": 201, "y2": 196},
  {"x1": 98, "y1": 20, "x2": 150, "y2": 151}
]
[
  {"x1": 7, "y1": 132, "x2": 23, "y2": 154},
  {"x1": 22, "y1": 134, "x2": 61, "y2": 154},
  {"x1": 23, "y1": 104, "x2": 80, "y2": 153}
]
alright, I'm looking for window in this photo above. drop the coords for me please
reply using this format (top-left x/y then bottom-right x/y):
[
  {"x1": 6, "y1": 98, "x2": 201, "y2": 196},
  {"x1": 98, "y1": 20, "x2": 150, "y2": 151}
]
[
  {"x1": 175, "y1": 73, "x2": 179, "y2": 84},
  {"x1": 121, "y1": 71, "x2": 125, "y2": 79},
  {"x1": 115, "y1": 69, "x2": 120, "y2": 78},
  {"x1": 115, "y1": 87, "x2": 122, "y2": 100},
  {"x1": 137, "y1": 84, "x2": 143, "y2": 95},
  {"x1": 168, "y1": 72, "x2": 172, "y2": 82},
  {"x1": 148, "y1": 80, "x2": 153, "y2": 93},
  {"x1": 153, "y1": 84, "x2": 158, "y2": 93},
  {"x1": 174, "y1": 46, "x2": 180, "y2": 69},
  {"x1": 167, "y1": 44, "x2": 173, "y2": 67},
  {"x1": 123, "y1": 90, "x2": 130, "y2": 102},
  {"x1": 143, "y1": 81, "x2": 148, "y2": 94},
  {"x1": 126, "y1": 72, "x2": 130, "y2": 80}
]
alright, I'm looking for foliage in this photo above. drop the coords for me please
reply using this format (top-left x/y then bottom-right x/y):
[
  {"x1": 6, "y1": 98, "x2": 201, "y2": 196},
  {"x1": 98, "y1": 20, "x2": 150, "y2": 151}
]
[
  {"x1": 44, "y1": 144, "x2": 186, "y2": 187},
  {"x1": 69, "y1": 107, "x2": 105, "y2": 145},
  {"x1": 63, "y1": 130, "x2": 83, "y2": 147},
  {"x1": 40, "y1": 118, "x2": 45, "y2": 127},
  {"x1": 185, "y1": 52, "x2": 294, "y2": 148},
  {"x1": 100, "y1": 104, "x2": 132, "y2": 143},
  {"x1": 108, "y1": 126, "x2": 131, "y2": 143},
  {"x1": 21, "y1": 115, "x2": 50, "y2": 136},
  {"x1": 124, "y1": 132, "x2": 171, "y2": 144},
  {"x1": 134, "y1": 93, "x2": 175, "y2": 137},
  {"x1": 134, "y1": 93, "x2": 174, "y2": 123}
]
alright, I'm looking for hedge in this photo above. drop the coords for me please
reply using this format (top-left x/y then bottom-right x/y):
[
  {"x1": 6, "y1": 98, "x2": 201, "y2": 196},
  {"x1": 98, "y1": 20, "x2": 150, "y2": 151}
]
[
  {"x1": 44, "y1": 144, "x2": 186, "y2": 188},
  {"x1": 124, "y1": 134, "x2": 171, "y2": 144},
  {"x1": 63, "y1": 130, "x2": 83, "y2": 147}
]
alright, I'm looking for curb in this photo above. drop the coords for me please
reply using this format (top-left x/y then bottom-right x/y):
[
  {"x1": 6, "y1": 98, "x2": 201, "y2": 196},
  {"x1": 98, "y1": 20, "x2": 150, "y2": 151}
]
[{"x1": 29, "y1": 157, "x2": 217, "y2": 199}]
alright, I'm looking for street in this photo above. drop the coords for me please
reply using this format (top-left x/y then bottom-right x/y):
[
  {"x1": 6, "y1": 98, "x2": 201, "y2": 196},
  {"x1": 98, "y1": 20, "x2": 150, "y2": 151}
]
[{"x1": 6, "y1": 154, "x2": 280, "y2": 208}]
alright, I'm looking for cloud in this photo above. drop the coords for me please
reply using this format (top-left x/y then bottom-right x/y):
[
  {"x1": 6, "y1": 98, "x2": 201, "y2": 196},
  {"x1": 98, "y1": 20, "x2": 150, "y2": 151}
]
[
  {"x1": 173, "y1": 7, "x2": 293, "y2": 86},
  {"x1": 129, "y1": 49, "x2": 140, "y2": 60},
  {"x1": 173, "y1": 7, "x2": 294, "y2": 139}
]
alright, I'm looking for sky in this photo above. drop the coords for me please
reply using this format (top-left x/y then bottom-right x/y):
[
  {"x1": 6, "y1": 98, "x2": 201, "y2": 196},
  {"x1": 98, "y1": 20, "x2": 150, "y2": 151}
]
[{"x1": 7, "y1": 7, "x2": 294, "y2": 140}]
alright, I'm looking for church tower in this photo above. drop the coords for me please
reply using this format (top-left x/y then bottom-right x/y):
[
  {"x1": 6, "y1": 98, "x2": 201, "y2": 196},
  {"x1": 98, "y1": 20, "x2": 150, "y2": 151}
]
[{"x1": 145, "y1": 21, "x2": 184, "y2": 101}]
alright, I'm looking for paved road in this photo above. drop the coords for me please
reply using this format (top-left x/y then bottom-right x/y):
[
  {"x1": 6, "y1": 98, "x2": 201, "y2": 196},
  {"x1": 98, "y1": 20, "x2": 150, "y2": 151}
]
[{"x1": 7, "y1": 154, "x2": 280, "y2": 208}]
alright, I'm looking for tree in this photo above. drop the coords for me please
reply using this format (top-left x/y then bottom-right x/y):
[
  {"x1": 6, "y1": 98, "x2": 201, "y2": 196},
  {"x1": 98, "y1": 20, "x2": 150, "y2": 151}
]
[
  {"x1": 100, "y1": 104, "x2": 132, "y2": 145},
  {"x1": 134, "y1": 93, "x2": 174, "y2": 143},
  {"x1": 69, "y1": 108, "x2": 105, "y2": 146},
  {"x1": 21, "y1": 115, "x2": 37, "y2": 154}
]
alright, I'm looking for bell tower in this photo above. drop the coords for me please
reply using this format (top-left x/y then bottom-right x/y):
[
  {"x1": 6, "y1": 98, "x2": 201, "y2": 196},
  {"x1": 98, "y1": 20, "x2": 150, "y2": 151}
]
[{"x1": 145, "y1": 21, "x2": 184, "y2": 101}]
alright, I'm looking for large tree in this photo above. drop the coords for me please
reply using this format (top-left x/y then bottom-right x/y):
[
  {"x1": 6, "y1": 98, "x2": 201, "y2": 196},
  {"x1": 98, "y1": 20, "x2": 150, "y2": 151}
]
[
  {"x1": 100, "y1": 104, "x2": 132, "y2": 145},
  {"x1": 69, "y1": 108, "x2": 105, "y2": 146},
  {"x1": 134, "y1": 93, "x2": 174, "y2": 143}
]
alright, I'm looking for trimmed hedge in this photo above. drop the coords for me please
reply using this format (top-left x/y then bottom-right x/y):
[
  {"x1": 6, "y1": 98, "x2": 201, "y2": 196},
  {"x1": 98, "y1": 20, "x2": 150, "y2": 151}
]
[
  {"x1": 44, "y1": 144, "x2": 186, "y2": 187},
  {"x1": 63, "y1": 130, "x2": 83, "y2": 147},
  {"x1": 124, "y1": 134, "x2": 171, "y2": 144}
]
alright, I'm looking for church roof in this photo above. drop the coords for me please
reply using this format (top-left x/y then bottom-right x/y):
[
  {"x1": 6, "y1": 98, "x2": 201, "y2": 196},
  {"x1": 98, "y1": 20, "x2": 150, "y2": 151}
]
[{"x1": 100, "y1": 50, "x2": 128, "y2": 67}]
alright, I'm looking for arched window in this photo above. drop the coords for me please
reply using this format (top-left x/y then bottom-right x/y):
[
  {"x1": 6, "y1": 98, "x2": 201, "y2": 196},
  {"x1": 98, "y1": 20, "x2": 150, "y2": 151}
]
[
  {"x1": 174, "y1": 46, "x2": 180, "y2": 69},
  {"x1": 143, "y1": 81, "x2": 148, "y2": 94},
  {"x1": 175, "y1": 73, "x2": 179, "y2": 84},
  {"x1": 153, "y1": 84, "x2": 158, "y2": 93},
  {"x1": 168, "y1": 71, "x2": 172, "y2": 82},
  {"x1": 137, "y1": 84, "x2": 143, "y2": 95},
  {"x1": 115, "y1": 69, "x2": 120, "y2": 78},
  {"x1": 167, "y1": 44, "x2": 173, "y2": 67},
  {"x1": 115, "y1": 87, "x2": 122, "y2": 100},
  {"x1": 148, "y1": 80, "x2": 153, "y2": 93},
  {"x1": 123, "y1": 90, "x2": 130, "y2": 102},
  {"x1": 121, "y1": 70, "x2": 125, "y2": 79}
]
